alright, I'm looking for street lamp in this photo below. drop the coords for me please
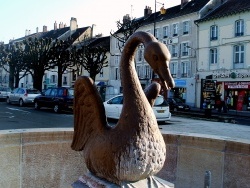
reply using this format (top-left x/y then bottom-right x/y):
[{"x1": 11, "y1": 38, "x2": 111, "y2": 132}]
[
  {"x1": 153, "y1": 1, "x2": 165, "y2": 37},
  {"x1": 187, "y1": 45, "x2": 199, "y2": 108},
  {"x1": 152, "y1": 1, "x2": 165, "y2": 80}
]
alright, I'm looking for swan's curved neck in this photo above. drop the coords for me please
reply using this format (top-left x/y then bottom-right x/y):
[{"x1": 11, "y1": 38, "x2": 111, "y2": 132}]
[{"x1": 120, "y1": 32, "x2": 156, "y2": 99}]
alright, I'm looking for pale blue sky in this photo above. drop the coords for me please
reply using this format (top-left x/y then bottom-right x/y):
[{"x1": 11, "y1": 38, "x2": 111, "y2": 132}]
[{"x1": 0, "y1": 0, "x2": 180, "y2": 43}]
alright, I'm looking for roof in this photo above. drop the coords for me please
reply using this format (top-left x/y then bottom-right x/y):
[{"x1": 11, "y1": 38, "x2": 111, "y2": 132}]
[
  {"x1": 70, "y1": 27, "x2": 90, "y2": 41},
  {"x1": 141, "y1": 0, "x2": 210, "y2": 26},
  {"x1": 196, "y1": 0, "x2": 250, "y2": 23},
  {"x1": 87, "y1": 36, "x2": 110, "y2": 50},
  {"x1": 42, "y1": 27, "x2": 69, "y2": 39}
]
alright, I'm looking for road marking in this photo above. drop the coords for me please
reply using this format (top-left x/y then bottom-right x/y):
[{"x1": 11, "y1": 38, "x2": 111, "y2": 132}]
[
  {"x1": 6, "y1": 107, "x2": 30, "y2": 114},
  {"x1": 0, "y1": 112, "x2": 14, "y2": 118}
]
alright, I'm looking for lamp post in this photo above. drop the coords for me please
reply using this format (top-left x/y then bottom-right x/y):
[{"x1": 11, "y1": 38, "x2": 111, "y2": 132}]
[
  {"x1": 187, "y1": 45, "x2": 198, "y2": 108},
  {"x1": 152, "y1": 1, "x2": 165, "y2": 80}
]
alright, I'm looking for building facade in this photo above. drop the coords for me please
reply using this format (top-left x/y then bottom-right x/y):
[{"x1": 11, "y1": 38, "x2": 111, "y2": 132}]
[{"x1": 196, "y1": 0, "x2": 250, "y2": 111}]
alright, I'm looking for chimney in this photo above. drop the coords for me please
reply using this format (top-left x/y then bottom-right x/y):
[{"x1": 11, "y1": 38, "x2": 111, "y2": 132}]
[
  {"x1": 59, "y1": 22, "x2": 64, "y2": 29},
  {"x1": 54, "y1": 21, "x2": 57, "y2": 30},
  {"x1": 144, "y1": 6, "x2": 152, "y2": 17},
  {"x1": 91, "y1": 24, "x2": 96, "y2": 38},
  {"x1": 123, "y1": 14, "x2": 131, "y2": 24},
  {"x1": 36, "y1": 27, "x2": 39, "y2": 33},
  {"x1": 181, "y1": 0, "x2": 189, "y2": 9},
  {"x1": 25, "y1": 29, "x2": 28, "y2": 36},
  {"x1": 70, "y1": 17, "x2": 77, "y2": 31},
  {"x1": 43, "y1": 25, "x2": 47, "y2": 32}
]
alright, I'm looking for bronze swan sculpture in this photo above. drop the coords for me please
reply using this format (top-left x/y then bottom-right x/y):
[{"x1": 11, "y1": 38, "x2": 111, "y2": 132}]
[{"x1": 71, "y1": 31, "x2": 175, "y2": 185}]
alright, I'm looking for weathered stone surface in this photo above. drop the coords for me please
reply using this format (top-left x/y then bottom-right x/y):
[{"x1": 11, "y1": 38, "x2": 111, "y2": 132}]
[{"x1": 72, "y1": 173, "x2": 173, "y2": 188}]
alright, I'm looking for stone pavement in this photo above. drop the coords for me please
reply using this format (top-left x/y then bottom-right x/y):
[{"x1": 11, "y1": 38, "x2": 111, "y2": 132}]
[{"x1": 159, "y1": 116, "x2": 250, "y2": 142}]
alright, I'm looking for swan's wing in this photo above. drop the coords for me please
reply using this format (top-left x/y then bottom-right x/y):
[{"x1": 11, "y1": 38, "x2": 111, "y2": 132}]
[
  {"x1": 71, "y1": 76, "x2": 108, "y2": 151},
  {"x1": 144, "y1": 82, "x2": 161, "y2": 106}
]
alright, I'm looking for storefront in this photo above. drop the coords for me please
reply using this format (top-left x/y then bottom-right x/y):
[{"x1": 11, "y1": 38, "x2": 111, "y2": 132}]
[
  {"x1": 224, "y1": 81, "x2": 250, "y2": 111},
  {"x1": 169, "y1": 80, "x2": 187, "y2": 102}
]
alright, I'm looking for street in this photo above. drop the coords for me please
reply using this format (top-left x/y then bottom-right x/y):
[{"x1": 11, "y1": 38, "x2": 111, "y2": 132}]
[
  {"x1": 0, "y1": 101, "x2": 73, "y2": 130},
  {"x1": 0, "y1": 101, "x2": 249, "y2": 141}
]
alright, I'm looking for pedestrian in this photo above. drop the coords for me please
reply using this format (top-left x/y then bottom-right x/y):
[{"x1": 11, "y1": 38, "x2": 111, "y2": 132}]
[
  {"x1": 221, "y1": 96, "x2": 227, "y2": 113},
  {"x1": 226, "y1": 96, "x2": 231, "y2": 111}
]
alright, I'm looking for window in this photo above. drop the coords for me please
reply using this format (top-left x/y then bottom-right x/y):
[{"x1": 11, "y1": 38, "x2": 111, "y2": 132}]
[
  {"x1": 72, "y1": 70, "x2": 77, "y2": 81},
  {"x1": 173, "y1": 23, "x2": 178, "y2": 36},
  {"x1": 51, "y1": 75, "x2": 57, "y2": 83},
  {"x1": 114, "y1": 55, "x2": 119, "y2": 65},
  {"x1": 115, "y1": 67, "x2": 120, "y2": 80},
  {"x1": 145, "y1": 65, "x2": 151, "y2": 79},
  {"x1": 136, "y1": 66, "x2": 141, "y2": 78},
  {"x1": 170, "y1": 62, "x2": 177, "y2": 78},
  {"x1": 183, "y1": 21, "x2": 189, "y2": 35},
  {"x1": 181, "y1": 62, "x2": 188, "y2": 77},
  {"x1": 99, "y1": 69, "x2": 103, "y2": 77},
  {"x1": 182, "y1": 43, "x2": 189, "y2": 56},
  {"x1": 171, "y1": 45, "x2": 178, "y2": 57},
  {"x1": 115, "y1": 39, "x2": 119, "y2": 49},
  {"x1": 63, "y1": 76, "x2": 67, "y2": 85},
  {"x1": 163, "y1": 26, "x2": 169, "y2": 38},
  {"x1": 235, "y1": 20, "x2": 244, "y2": 37},
  {"x1": 108, "y1": 96, "x2": 123, "y2": 105},
  {"x1": 138, "y1": 50, "x2": 143, "y2": 61},
  {"x1": 45, "y1": 89, "x2": 52, "y2": 96},
  {"x1": 154, "y1": 28, "x2": 159, "y2": 38},
  {"x1": 210, "y1": 48, "x2": 217, "y2": 64},
  {"x1": 234, "y1": 45, "x2": 244, "y2": 64},
  {"x1": 210, "y1": 25, "x2": 218, "y2": 40}
]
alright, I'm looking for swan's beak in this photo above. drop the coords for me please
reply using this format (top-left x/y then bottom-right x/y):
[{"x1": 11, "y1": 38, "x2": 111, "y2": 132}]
[{"x1": 156, "y1": 63, "x2": 175, "y2": 91}]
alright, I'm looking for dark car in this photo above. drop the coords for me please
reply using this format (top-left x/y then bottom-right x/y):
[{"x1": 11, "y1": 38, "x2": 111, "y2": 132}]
[
  {"x1": 34, "y1": 87, "x2": 74, "y2": 113},
  {"x1": 166, "y1": 98, "x2": 190, "y2": 112}
]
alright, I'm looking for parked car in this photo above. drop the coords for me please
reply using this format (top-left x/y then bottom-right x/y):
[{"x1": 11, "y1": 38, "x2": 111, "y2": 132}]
[
  {"x1": 6, "y1": 88, "x2": 41, "y2": 106},
  {"x1": 103, "y1": 95, "x2": 171, "y2": 122},
  {"x1": 166, "y1": 97, "x2": 190, "y2": 111},
  {"x1": 0, "y1": 87, "x2": 11, "y2": 101},
  {"x1": 34, "y1": 87, "x2": 74, "y2": 113}
]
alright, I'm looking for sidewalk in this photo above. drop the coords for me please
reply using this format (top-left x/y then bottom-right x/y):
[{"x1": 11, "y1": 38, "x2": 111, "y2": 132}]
[{"x1": 190, "y1": 107, "x2": 250, "y2": 118}]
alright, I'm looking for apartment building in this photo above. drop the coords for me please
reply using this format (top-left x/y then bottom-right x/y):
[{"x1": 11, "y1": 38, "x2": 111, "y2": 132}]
[
  {"x1": 109, "y1": 0, "x2": 211, "y2": 107},
  {"x1": 195, "y1": 0, "x2": 250, "y2": 110}
]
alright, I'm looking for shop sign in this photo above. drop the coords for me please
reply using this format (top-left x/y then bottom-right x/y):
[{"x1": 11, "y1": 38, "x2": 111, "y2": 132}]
[
  {"x1": 224, "y1": 82, "x2": 250, "y2": 89},
  {"x1": 174, "y1": 80, "x2": 186, "y2": 87},
  {"x1": 213, "y1": 72, "x2": 250, "y2": 79}
]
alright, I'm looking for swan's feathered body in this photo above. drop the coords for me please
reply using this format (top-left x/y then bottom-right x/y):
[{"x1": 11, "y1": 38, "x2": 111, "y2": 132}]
[{"x1": 72, "y1": 31, "x2": 175, "y2": 185}]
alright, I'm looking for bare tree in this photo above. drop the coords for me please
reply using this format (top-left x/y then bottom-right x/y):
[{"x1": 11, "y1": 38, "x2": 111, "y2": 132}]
[
  {"x1": 73, "y1": 37, "x2": 109, "y2": 82},
  {"x1": 110, "y1": 15, "x2": 142, "y2": 53},
  {"x1": 0, "y1": 42, "x2": 28, "y2": 89},
  {"x1": 23, "y1": 37, "x2": 54, "y2": 91}
]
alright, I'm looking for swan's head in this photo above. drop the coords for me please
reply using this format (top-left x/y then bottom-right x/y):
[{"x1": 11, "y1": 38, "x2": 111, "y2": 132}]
[{"x1": 144, "y1": 41, "x2": 175, "y2": 90}]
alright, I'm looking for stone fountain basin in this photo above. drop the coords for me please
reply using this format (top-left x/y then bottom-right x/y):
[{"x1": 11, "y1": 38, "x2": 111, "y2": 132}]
[{"x1": 0, "y1": 128, "x2": 249, "y2": 187}]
